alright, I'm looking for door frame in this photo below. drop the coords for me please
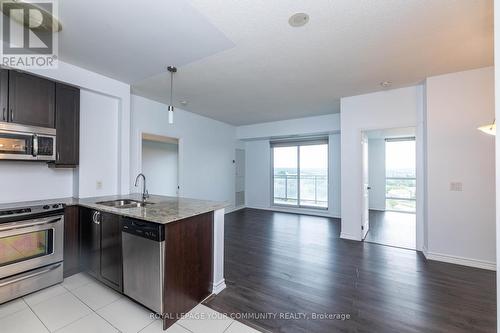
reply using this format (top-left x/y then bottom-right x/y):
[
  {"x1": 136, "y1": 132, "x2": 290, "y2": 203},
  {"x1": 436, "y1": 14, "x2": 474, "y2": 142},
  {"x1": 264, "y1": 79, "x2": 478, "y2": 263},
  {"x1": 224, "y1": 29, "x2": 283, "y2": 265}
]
[
  {"x1": 361, "y1": 132, "x2": 370, "y2": 240},
  {"x1": 136, "y1": 131, "x2": 181, "y2": 196},
  {"x1": 360, "y1": 125, "x2": 424, "y2": 251}
]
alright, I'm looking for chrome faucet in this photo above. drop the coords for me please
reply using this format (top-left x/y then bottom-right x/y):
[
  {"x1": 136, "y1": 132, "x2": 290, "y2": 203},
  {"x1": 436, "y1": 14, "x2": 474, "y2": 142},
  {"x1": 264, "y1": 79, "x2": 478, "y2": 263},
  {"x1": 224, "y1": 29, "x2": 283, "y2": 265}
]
[{"x1": 134, "y1": 173, "x2": 149, "y2": 201}]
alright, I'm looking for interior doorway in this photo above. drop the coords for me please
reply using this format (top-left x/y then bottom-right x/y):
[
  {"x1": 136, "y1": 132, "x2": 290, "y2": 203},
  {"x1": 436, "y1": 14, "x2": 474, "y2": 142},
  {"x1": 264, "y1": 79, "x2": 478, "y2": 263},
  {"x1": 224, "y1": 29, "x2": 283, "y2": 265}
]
[
  {"x1": 141, "y1": 133, "x2": 179, "y2": 196},
  {"x1": 362, "y1": 127, "x2": 416, "y2": 250}
]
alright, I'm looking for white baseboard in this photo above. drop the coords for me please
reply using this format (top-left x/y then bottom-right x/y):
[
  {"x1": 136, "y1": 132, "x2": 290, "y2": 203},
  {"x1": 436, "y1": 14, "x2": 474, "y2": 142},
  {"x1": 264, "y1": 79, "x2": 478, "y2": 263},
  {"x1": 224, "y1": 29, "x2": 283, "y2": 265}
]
[
  {"x1": 422, "y1": 249, "x2": 495, "y2": 271},
  {"x1": 340, "y1": 232, "x2": 361, "y2": 241},
  {"x1": 211, "y1": 279, "x2": 226, "y2": 294},
  {"x1": 245, "y1": 205, "x2": 341, "y2": 219}
]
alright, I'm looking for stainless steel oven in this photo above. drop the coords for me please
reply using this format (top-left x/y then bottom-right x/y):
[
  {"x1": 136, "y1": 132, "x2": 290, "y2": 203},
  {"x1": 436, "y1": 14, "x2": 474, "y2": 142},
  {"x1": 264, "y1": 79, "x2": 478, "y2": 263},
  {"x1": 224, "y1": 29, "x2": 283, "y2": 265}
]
[
  {"x1": 0, "y1": 203, "x2": 64, "y2": 304},
  {"x1": 0, "y1": 123, "x2": 56, "y2": 161}
]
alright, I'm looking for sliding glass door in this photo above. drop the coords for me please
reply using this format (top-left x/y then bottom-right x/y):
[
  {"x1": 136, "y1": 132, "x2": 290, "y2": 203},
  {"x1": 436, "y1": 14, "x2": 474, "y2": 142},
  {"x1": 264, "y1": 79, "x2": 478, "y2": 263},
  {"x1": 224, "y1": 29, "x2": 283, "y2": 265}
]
[
  {"x1": 272, "y1": 139, "x2": 328, "y2": 209},
  {"x1": 385, "y1": 138, "x2": 416, "y2": 213},
  {"x1": 273, "y1": 146, "x2": 298, "y2": 206}
]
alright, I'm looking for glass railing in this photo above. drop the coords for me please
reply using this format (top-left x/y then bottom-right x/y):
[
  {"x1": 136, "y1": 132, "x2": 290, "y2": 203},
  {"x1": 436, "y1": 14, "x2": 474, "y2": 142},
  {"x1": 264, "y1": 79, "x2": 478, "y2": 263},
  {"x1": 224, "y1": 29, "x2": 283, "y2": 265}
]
[
  {"x1": 385, "y1": 177, "x2": 416, "y2": 213},
  {"x1": 273, "y1": 174, "x2": 328, "y2": 208}
]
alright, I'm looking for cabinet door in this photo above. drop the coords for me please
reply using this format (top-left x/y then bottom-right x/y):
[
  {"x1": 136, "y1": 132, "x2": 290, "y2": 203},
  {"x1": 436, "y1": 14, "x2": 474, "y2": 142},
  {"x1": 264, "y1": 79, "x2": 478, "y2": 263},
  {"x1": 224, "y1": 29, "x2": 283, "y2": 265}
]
[
  {"x1": 63, "y1": 206, "x2": 81, "y2": 278},
  {"x1": 9, "y1": 70, "x2": 55, "y2": 128},
  {"x1": 80, "y1": 208, "x2": 100, "y2": 279},
  {"x1": 54, "y1": 83, "x2": 79, "y2": 166},
  {"x1": 0, "y1": 69, "x2": 8, "y2": 123},
  {"x1": 100, "y1": 212, "x2": 123, "y2": 291}
]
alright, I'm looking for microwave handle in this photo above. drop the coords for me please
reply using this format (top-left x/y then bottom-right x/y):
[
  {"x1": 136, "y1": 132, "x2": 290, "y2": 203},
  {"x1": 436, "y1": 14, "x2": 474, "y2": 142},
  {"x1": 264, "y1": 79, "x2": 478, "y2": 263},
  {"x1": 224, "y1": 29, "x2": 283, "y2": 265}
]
[{"x1": 32, "y1": 134, "x2": 38, "y2": 157}]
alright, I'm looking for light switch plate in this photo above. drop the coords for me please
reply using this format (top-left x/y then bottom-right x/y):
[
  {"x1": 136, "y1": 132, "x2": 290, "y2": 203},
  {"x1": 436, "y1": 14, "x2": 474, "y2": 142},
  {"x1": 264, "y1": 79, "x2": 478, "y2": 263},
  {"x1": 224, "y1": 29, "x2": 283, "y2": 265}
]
[{"x1": 450, "y1": 182, "x2": 463, "y2": 192}]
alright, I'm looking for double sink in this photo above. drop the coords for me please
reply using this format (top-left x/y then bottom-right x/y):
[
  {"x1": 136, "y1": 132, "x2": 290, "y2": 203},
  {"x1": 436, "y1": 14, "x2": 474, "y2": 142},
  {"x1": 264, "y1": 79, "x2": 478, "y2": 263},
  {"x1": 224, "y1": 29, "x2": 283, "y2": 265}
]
[{"x1": 96, "y1": 199, "x2": 154, "y2": 209}]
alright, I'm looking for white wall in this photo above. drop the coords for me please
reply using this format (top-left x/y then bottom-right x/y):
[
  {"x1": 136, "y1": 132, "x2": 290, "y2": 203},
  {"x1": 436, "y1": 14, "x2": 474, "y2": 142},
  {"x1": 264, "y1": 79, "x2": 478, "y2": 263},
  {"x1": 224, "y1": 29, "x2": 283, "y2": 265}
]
[
  {"x1": 368, "y1": 139, "x2": 386, "y2": 211},
  {"x1": 142, "y1": 140, "x2": 178, "y2": 196},
  {"x1": 130, "y1": 95, "x2": 238, "y2": 209},
  {"x1": 494, "y1": 4, "x2": 500, "y2": 328},
  {"x1": 340, "y1": 86, "x2": 421, "y2": 240},
  {"x1": 0, "y1": 163, "x2": 73, "y2": 204},
  {"x1": 77, "y1": 90, "x2": 120, "y2": 198},
  {"x1": 243, "y1": 113, "x2": 342, "y2": 218},
  {"x1": 424, "y1": 67, "x2": 495, "y2": 269}
]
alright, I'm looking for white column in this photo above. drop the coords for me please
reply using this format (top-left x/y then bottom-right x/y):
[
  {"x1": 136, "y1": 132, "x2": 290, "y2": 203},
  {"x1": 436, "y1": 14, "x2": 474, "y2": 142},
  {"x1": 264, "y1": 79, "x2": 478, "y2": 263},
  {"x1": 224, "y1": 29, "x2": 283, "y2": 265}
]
[{"x1": 212, "y1": 208, "x2": 226, "y2": 294}]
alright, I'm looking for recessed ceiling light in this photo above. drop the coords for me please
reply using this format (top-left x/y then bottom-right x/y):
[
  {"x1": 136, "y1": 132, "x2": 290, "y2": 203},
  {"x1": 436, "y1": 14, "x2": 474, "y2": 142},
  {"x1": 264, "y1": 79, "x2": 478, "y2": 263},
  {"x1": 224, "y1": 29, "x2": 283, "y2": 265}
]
[
  {"x1": 180, "y1": 100, "x2": 188, "y2": 106},
  {"x1": 289, "y1": 13, "x2": 309, "y2": 27},
  {"x1": 380, "y1": 81, "x2": 392, "y2": 88}
]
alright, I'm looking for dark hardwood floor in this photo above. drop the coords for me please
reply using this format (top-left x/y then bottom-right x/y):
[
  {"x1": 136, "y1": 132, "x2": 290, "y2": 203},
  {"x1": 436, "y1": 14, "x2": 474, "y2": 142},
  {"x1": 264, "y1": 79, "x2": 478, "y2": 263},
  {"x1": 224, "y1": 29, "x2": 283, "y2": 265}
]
[
  {"x1": 364, "y1": 210, "x2": 416, "y2": 250},
  {"x1": 204, "y1": 208, "x2": 496, "y2": 333}
]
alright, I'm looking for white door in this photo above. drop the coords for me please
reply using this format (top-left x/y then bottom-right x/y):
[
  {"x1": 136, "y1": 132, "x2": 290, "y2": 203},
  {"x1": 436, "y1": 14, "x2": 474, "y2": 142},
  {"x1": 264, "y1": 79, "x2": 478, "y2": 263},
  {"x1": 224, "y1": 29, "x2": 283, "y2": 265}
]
[{"x1": 361, "y1": 132, "x2": 370, "y2": 239}]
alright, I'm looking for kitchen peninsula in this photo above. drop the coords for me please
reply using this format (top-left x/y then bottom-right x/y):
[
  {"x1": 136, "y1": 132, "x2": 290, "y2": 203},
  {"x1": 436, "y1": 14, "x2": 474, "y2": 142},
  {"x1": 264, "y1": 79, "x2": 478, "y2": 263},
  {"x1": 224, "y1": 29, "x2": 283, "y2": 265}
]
[{"x1": 0, "y1": 194, "x2": 227, "y2": 330}]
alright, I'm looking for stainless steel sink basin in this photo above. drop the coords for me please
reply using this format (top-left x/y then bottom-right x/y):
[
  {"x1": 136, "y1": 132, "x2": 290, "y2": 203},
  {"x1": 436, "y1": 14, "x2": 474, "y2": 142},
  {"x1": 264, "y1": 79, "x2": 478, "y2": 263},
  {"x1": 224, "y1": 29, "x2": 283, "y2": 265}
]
[{"x1": 96, "y1": 199, "x2": 154, "y2": 209}]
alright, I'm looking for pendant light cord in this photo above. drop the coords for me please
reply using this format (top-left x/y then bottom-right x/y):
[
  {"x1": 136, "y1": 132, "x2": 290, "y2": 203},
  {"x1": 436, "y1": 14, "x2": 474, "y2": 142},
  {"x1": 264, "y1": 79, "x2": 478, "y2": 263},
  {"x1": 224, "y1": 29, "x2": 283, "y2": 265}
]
[{"x1": 170, "y1": 70, "x2": 174, "y2": 106}]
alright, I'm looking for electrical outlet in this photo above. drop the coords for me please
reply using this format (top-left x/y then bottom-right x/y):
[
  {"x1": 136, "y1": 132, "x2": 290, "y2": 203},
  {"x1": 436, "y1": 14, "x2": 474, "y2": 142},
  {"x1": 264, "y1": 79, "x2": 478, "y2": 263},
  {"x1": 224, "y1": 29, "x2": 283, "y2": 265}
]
[
  {"x1": 450, "y1": 182, "x2": 463, "y2": 192},
  {"x1": 96, "y1": 181, "x2": 103, "y2": 190}
]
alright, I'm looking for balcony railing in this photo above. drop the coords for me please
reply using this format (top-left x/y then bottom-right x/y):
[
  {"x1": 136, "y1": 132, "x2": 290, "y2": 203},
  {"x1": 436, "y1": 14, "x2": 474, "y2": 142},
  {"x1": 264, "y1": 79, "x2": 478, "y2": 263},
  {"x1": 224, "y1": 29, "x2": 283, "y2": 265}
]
[{"x1": 273, "y1": 174, "x2": 327, "y2": 208}]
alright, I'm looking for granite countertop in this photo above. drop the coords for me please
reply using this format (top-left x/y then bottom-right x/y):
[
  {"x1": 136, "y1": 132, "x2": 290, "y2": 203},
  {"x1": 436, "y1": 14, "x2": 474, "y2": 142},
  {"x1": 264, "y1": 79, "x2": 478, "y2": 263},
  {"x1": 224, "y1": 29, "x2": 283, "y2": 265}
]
[{"x1": 0, "y1": 194, "x2": 228, "y2": 225}]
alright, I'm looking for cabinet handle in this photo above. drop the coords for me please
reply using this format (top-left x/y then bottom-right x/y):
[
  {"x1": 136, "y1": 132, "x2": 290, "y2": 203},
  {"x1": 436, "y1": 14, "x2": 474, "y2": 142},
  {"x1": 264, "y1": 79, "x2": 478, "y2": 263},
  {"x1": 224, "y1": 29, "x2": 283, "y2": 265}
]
[
  {"x1": 10, "y1": 109, "x2": 13, "y2": 121},
  {"x1": 2, "y1": 107, "x2": 5, "y2": 121},
  {"x1": 92, "y1": 211, "x2": 101, "y2": 225}
]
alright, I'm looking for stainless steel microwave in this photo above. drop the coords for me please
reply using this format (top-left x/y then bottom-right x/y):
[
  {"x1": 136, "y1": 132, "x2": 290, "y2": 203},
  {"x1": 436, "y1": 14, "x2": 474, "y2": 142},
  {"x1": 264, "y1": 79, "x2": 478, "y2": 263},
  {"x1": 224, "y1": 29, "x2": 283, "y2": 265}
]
[{"x1": 0, "y1": 123, "x2": 56, "y2": 161}]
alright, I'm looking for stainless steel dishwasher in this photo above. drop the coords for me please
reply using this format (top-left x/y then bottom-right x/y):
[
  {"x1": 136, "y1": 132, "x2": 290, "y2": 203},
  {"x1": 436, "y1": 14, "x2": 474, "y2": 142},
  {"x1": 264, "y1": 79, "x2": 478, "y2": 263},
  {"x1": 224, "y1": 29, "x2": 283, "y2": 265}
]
[{"x1": 122, "y1": 217, "x2": 165, "y2": 314}]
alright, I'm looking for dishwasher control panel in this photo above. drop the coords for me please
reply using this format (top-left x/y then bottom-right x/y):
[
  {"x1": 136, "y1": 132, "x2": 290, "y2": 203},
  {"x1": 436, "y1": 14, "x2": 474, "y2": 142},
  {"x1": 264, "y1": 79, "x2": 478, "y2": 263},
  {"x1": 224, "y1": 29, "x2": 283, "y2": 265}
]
[{"x1": 122, "y1": 218, "x2": 164, "y2": 242}]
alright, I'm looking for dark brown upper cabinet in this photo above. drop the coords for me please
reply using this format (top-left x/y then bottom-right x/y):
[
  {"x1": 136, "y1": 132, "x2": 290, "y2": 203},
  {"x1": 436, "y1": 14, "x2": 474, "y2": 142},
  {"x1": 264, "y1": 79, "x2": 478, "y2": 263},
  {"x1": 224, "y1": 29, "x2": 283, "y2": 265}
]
[
  {"x1": 8, "y1": 70, "x2": 56, "y2": 128},
  {"x1": 50, "y1": 83, "x2": 80, "y2": 167},
  {"x1": 0, "y1": 69, "x2": 8, "y2": 122}
]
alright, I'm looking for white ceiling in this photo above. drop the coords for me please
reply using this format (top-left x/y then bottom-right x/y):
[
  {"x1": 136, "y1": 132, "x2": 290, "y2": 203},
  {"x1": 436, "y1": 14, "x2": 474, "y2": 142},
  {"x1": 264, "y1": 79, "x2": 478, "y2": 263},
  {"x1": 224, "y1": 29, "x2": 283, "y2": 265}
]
[
  {"x1": 57, "y1": 0, "x2": 234, "y2": 83},
  {"x1": 57, "y1": 0, "x2": 493, "y2": 125}
]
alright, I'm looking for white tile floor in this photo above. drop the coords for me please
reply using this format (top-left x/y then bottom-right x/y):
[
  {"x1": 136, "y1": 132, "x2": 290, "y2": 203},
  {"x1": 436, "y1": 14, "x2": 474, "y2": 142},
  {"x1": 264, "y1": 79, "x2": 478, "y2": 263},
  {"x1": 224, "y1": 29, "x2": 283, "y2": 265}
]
[{"x1": 0, "y1": 272, "x2": 261, "y2": 333}]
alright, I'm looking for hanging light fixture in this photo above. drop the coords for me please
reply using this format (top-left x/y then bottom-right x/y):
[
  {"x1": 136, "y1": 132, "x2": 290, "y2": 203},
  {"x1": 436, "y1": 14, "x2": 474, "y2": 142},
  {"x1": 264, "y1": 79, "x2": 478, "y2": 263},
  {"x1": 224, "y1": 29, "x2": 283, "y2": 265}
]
[
  {"x1": 167, "y1": 66, "x2": 177, "y2": 124},
  {"x1": 478, "y1": 119, "x2": 496, "y2": 136}
]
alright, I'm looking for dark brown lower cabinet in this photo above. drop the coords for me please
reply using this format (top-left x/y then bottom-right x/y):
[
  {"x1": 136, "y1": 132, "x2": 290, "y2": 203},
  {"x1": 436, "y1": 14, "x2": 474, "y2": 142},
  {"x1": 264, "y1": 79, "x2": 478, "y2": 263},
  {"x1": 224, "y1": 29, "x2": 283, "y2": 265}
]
[
  {"x1": 80, "y1": 207, "x2": 123, "y2": 292},
  {"x1": 163, "y1": 212, "x2": 213, "y2": 330},
  {"x1": 63, "y1": 206, "x2": 81, "y2": 278},
  {"x1": 77, "y1": 207, "x2": 214, "y2": 330},
  {"x1": 100, "y1": 212, "x2": 123, "y2": 291}
]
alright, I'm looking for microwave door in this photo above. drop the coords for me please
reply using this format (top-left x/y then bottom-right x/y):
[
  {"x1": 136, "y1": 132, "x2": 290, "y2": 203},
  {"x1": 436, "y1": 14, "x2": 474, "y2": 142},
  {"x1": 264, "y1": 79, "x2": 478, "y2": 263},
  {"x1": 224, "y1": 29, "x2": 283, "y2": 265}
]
[{"x1": 0, "y1": 131, "x2": 35, "y2": 160}]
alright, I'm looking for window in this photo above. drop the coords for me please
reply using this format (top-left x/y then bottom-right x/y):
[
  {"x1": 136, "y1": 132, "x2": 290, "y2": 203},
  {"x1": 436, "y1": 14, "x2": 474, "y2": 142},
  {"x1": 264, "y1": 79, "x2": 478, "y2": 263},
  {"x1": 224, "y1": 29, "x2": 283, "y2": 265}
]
[
  {"x1": 385, "y1": 138, "x2": 416, "y2": 213},
  {"x1": 272, "y1": 139, "x2": 328, "y2": 209}
]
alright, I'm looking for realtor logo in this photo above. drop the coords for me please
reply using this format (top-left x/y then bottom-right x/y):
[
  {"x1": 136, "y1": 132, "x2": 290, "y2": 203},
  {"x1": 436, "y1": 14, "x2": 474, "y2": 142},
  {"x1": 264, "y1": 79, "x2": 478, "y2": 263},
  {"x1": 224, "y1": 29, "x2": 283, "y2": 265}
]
[{"x1": 1, "y1": 0, "x2": 59, "y2": 68}]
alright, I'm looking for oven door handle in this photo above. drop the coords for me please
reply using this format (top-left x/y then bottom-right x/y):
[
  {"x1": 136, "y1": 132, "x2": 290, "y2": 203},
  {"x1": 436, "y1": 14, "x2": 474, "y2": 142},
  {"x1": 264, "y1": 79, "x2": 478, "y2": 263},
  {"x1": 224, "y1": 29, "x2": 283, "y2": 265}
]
[
  {"x1": 0, "y1": 215, "x2": 63, "y2": 232},
  {"x1": 0, "y1": 263, "x2": 61, "y2": 287}
]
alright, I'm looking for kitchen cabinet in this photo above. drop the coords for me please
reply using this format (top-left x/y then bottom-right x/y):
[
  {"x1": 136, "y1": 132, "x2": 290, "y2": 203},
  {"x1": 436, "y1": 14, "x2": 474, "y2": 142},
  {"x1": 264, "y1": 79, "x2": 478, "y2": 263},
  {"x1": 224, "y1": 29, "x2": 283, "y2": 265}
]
[
  {"x1": 0, "y1": 69, "x2": 8, "y2": 122},
  {"x1": 50, "y1": 83, "x2": 80, "y2": 167},
  {"x1": 100, "y1": 211, "x2": 123, "y2": 290},
  {"x1": 80, "y1": 208, "x2": 123, "y2": 292},
  {"x1": 63, "y1": 206, "x2": 81, "y2": 278},
  {"x1": 8, "y1": 70, "x2": 55, "y2": 128}
]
